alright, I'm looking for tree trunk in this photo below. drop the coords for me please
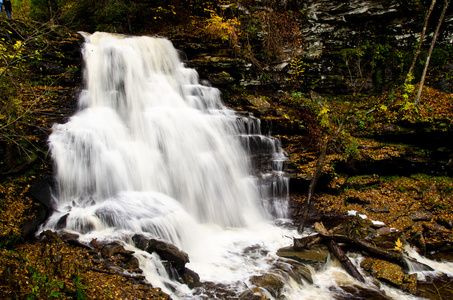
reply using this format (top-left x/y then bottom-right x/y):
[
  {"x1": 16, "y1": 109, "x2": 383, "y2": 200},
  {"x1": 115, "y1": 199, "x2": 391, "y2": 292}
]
[
  {"x1": 46, "y1": 0, "x2": 54, "y2": 24},
  {"x1": 414, "y1": 0, "x2": 449, "y2": 105},
  {"x1": 296, "y1": 71, "x2": 374, "y2": 234},
  {"x1": 405, "y1": 0, "x2": 437, "y2": 85},
  {"x1": 297, "y1": 135, "x2": 328, "y2": 233}
]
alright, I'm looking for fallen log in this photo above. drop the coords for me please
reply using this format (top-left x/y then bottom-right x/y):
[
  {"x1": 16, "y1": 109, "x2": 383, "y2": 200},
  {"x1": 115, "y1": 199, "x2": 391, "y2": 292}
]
[
  {"x1": 327, "y1": 234, "x2": 434, "y2": 272},
  {"x1": 314, "y1": 222, "x2": 365, "y2": 283},
  {"x1": 294, "y1": 227, "x2": 434, "y2": 273},
  {"x1": 294, "y1": 224, "x2": 343, "y2": 250}
]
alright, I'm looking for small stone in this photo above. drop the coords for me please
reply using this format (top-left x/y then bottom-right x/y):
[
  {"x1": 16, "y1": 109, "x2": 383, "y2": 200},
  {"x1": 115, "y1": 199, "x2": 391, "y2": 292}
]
[
  {"x1": 275, "y1": 109, "x2": 284, "y2": 116},
  {"x1": 101, "y1": 242, "x2": 126, "y2": 257},
  {"x1": 208, "y1": 71, "x2": 235, "y2": 85},
  {"x1": 376, "y1": 227, "x2": 392, "y2": 236},
  {"x1": 409, "y1": 211, "x2": 433, "y2": 222},
  {"x1": 250, "y1": 273, "x2": 284, "y2": 299}
]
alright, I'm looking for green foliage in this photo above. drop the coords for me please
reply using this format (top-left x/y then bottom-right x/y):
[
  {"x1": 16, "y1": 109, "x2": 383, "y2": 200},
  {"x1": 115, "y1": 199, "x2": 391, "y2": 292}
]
[
  {"x1": 341, "y1": 38, "x2": 409, "y2": 92},
  {"x1": 26, "y1": 267, "x2": 65, "y2": 299},
  {"x1": 338, "y1": 130, "x2": 359, "y2": 161},
  {"x1": 72, "y1": 275, "x2": 87, "y2": 300},
  {"x1": 288, "y1": 57, "x2": 309, "y2": 85},
  {"x1": 29, "y1": 0, "x2": 56, "y2": 21},
  {"x1": 0, "y1": 21, "x2": 53, "y2": 174},
  {"x1": 399, "y1": 76, "x2": 419, "y2": 118}
]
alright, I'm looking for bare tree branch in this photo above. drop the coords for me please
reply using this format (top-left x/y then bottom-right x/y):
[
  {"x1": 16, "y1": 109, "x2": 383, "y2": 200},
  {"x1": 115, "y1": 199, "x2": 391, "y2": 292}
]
[{"x1": 414, "y1": 0, "x2": 449, "y2": 105}]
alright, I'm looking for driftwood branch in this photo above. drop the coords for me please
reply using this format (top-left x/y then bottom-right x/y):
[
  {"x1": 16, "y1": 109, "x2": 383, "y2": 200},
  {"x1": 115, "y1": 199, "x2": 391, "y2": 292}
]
[
  {"x1": 294, "y1": 224, "x2": 343, "y2": 250},
  {"x1": 314, "y1": 222, "x2": 365, "y2": 282},
  {"x1": 327, "y1": 234, "x2": 433, "y2": 272},
  {"x1": 294, "y1": 223, "x2": 434, "y2": 277}
]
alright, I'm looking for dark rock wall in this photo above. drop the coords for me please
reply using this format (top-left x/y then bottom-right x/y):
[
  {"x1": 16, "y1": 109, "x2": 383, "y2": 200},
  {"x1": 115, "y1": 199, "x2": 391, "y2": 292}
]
[{"x1": 177, "y1": 0, "x2": 453, "y2": 95}]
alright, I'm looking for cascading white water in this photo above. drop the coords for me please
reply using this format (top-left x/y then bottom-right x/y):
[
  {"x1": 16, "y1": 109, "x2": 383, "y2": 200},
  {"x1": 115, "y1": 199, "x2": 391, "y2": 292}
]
[
  {"x1": 44, "y1": 32, "x2": 294, "y2": 297},
  {"x1": 42, "y1": 32, "x2": 453, "y2": 299}
]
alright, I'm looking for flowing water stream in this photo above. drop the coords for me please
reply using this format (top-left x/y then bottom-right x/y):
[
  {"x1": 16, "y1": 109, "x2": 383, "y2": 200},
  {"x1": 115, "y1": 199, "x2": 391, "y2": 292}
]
[{"x1": 42, "y1": 32, "x2": 453, "y2": 299}]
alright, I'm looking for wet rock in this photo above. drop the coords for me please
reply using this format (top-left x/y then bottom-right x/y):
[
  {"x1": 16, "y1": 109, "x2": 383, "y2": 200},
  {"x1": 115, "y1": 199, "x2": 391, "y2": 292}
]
[
  {"x1": 337, "y1": 284, "x2": 392, "y2": 300},
  {"x1": 238, "y1": 289, "x2": 264, "y2": 300},
  {"x1": 208, "y1": 71, "x2": 235, "y2": 85},
  {"x1": 101, "y1": 241, "x2": 134, "y2": 258},
  {"x1": 408, "y1": 230, "x2": 426, "y2": 254},
  {"x1": 131, "y1": 234, "x2": 198, "y2": 286},
  {"x1": 183, "y1": 268, "x2": 201, "y2": 289},
  {"x1": 89, "y1": 238, "x2": 103, "y2": 250},
  {"x1": 40, "y1": 230, "x2": 62, "y2": 242},
  {"x1": 87, "y1": 239, "x2": 144, "y2": 275},
  {"x1": 277, "y1": 246, "x2": 328, "y2": 266},
  {"x1": 250, "y1": 273, "x2": 285, "y2": 299},
  {"x1": 124, "y1": 256, "x2": 140, "y2": 270},
  {"x1": 244, "y1": 96, "x2": 271, "y2": 115},
  {"x1": 361, "y1": 257, "x2": 417, "y2": 294},
  {"x1": 293, "y1": 264, "x2": 313, "y2": 285},
  {"x1": 56, "y1": 213, "x2": 69, "y2": 229},
  {"x1": 422, "y1": 226, "x2": 453, "y2": 252},
  {"x1": 147, "y1": 239, "x2": 189, "y2": 271},
  {"x1": 375, "y1": 227, "x2": 392, "y2": 236},
  {"x1": 28, "y1": 176, "x2": 55, "y2": 211},
  {"x1": 409, "y1": 211, "x2": 433, "y2": 222},
  {"x1": 58, "y1": 231, "x2": 79, "y2": 242},
  {"x1": 277, "y1": 260, "x2": 313, "y2": 285},
  {"x1": 436, "y1": 217, "x2": 453, "y2": 229},
  {"x1": 133, "y1": 236, "x2": 199, "y2": 286},
  {"x1": 131, "y1": 234, "x2": 149, "y2": 250},
  {"x1": 23, "y1": 176, "x2": 56, "y2": 239},
  {"x1": 417, "y1": 273, "x2": 453, "y2": 300},
  {"x1": 57, "y1": 231, "x2": 91, "y2": 249}
]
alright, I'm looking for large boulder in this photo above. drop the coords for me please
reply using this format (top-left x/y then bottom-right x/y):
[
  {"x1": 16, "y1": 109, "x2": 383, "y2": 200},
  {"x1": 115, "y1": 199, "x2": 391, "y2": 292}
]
[
  {"x1": 132, "y1": 234, "x2": 200, "y2": 288},
  {"x1": 23, "y1": 176, "x2": 56, "y2": 239},
  {"x1": 361, "y1": 257, "x2": 417, "y2": 294},
  {"x1": 277, "y1": 245, "x2": 329, "y2": 267},
  {"x1": 250, "y1": 273, "x2": 285, "y2": 299},
  {"x1": 146, "y1": 238, "x2": 190, "y2": 272}
]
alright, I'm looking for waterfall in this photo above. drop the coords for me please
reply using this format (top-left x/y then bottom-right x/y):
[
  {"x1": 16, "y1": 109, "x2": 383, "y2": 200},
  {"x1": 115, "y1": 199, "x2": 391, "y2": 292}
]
[
  {"x1": 44, "y1": 32, "x2": 291, "y2": 297},
  {"x1": 42, "y1": 32, "x2": 453, "y2": 300}
]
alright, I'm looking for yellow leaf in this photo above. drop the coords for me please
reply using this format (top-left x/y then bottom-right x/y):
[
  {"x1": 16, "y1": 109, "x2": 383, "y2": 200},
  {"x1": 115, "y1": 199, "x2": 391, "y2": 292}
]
[{"x1": 394, "y1": 238, "x2": 403, "y2": 251}]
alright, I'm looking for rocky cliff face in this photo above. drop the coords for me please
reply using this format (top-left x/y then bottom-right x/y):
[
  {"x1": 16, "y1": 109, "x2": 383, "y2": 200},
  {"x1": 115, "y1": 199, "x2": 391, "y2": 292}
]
[{"x1": 177, "y1": 0, "x2": 453, "y2": 95}]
